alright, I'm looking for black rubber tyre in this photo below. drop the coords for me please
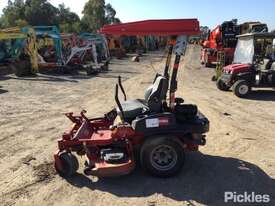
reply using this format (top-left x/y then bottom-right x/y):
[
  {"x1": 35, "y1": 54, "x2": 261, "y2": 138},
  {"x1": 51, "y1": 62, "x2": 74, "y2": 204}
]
[
  {"x1": 200, "y1": 55, "x2": 205, "y2": 65},
  {"x1": 232, "y1": 80, "x2": 251, "y2": 98},
  {"x1": 86, "y1": 67, "x2": 98, "y2": 75},
  {"x1": 205, "y1": 54, "x2": 211, "y2": 67},
  {"x1": 211, "y1": 75, "x2": 217, "y2": 81},
  {"x1": 101, "y1": 62, "x2": 109, "y2": 71},
  {"x1": 10, "y1": 60, "x2": 32, "y2": 77},
  {"x1": 216, "y1": 78, "x2": 230, "y2": 91},
  {"x1": 55, "y1": 152, "x2": 79, "y2": 177},
  {"x1": 140, "y1": 137, "x2": 184, "y2": 177},
  {"x1": 61, "y1": 66, "x2": 73, "y2": 74}
]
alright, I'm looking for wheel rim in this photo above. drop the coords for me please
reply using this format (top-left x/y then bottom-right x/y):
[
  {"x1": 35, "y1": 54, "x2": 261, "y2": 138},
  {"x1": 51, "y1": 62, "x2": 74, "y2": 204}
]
[
  {"x1": 150, "y1": 144, "x2": 177, "y2": 171},
  {"x1": 239, "y1": 85, "x2": 249, "y2": 95}
]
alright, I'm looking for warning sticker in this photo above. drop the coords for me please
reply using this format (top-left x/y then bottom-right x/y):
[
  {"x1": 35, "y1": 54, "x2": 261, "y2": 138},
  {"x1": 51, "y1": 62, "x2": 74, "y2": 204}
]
[
  {"x1": 159, "y1": 117, "x2": 169, "y2": 126},
  {"x1": 145, "y1": 118, "x2": 159, "y2": 128}
]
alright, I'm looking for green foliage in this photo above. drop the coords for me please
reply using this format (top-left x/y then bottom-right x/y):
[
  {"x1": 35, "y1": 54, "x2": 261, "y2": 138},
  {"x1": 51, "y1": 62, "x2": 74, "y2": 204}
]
[
  {"x1": 81, "y1": 0, "x2": 121, "y2": 32},
  {"x1": 24, "y1": 0, "x2": 59, "y2": 25},
  {"x1": 1, "y1": 0, "x2": 25, "y2": 27},
  {"x1": 105, "y1": 3, "x2": 121, "y2": 24},
  {"x1": 0, "y1": 0, "x2": 120, "y2": 32},
  {"x1": 81, "y1": 0, "x2": 106, "y2": 32},
  {"x1": 57, "y1": 4, "x2": 80, "y2": 25},
  {"x1": 60, "y1": 22, "x2": 81, "y2": 33}
]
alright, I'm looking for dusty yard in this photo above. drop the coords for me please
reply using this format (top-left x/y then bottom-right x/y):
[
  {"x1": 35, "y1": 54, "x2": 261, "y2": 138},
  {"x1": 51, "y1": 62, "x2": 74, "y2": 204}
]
[{"x1": 0, "y1": 45, "x2": 274, "y2": 206}]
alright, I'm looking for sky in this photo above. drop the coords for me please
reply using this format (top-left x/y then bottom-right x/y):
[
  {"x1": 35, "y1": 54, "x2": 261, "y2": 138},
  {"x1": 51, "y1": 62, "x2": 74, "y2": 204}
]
[{"x1": 0, "y1": 0, "x2": 274, "y2": 30}]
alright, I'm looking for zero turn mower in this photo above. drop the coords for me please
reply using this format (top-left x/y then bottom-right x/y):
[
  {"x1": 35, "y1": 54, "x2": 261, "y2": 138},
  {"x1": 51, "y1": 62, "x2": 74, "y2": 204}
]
[{"x1": 54, "y1": 19, "x2": 209, "y2": 178}]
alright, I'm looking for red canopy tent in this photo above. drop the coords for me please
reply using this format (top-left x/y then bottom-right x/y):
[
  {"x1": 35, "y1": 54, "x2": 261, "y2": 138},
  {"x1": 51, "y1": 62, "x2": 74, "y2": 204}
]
[{"x1": 99, "y1": 19, "x2": 200, "y2": 36}]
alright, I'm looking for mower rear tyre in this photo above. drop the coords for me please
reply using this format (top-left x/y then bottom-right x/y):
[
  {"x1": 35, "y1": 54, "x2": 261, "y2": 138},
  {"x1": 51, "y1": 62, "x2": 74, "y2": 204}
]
[
  {"x1": 232, "y1": 80, "x2": 251, "y2": 98},
  {"x1": 216, "y1": 78, "x2": 230, "y2": 91},
  {"x1": 140, "y1": 137, "x2": 184, "y2": 177},
  {"x1": 55, "y1": 152, "x2": 79, "y2": 177}
]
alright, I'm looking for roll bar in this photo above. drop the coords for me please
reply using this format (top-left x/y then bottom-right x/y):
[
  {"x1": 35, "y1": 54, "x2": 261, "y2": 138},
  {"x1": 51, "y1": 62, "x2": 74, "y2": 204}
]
[
  {"x1": 115, "y1": 84, "x2": 125, "y2": 122},
  {"x1": 118, "y1": 76, "x2": 127, "y2": 101}
]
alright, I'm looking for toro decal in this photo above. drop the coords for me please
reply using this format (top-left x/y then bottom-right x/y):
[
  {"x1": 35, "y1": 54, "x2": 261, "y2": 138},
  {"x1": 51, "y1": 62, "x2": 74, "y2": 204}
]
[{"x1": 145, "y1": 117, "x2": 169, "y2": 128}]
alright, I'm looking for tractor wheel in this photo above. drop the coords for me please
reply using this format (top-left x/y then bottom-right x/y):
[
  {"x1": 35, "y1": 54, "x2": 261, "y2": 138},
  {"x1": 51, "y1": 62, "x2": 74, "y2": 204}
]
[
  {"x1": 10, "y1": 60, "x2": 32, "y2": 77},
  {"x1": 200, "y1": 54, "x2": 205, "y2": 65},
  {"x1": 205, "y1": 54, "x2": 211, "y2": 67},
  {"x1": 216, "y1": 78, "x2": 230, "y2": 91},
  {"x1": 55, "y1": 152, "x2": 79, "y2": 177},
  {"x1": 232, "y1": 80, "x2": 251, "y2": 98},
  {"x1": 140, "y1": 137, "x2": 184, "y2": 177}
]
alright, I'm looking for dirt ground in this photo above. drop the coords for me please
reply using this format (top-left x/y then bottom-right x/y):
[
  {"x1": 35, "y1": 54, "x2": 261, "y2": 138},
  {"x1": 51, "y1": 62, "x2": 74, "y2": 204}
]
[{"x1": 0, "y1": 45, "x2": 274, "y2": 206}]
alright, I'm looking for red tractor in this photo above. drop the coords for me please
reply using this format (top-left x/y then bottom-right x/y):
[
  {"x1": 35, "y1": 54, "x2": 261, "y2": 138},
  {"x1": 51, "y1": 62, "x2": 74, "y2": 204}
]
[
  {"x1": 54, "y1": 19, "x2": 209, "y2": 178},
  {"x1": 217, "y1": 32, "x2": 275, "y2": 97},
  {"x1": 201, "y1": 20, "x2": 239, "y2": 67}
]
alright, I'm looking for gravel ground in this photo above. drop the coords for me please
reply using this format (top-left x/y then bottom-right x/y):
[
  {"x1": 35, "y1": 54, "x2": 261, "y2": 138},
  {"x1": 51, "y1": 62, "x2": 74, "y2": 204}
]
[{"x1": 0, "y1": 45, "x2": 274, "y2": 206}]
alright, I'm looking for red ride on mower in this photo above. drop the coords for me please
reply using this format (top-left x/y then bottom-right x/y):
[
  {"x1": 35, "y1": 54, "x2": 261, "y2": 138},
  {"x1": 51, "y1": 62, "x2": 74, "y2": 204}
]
[
  {"x1": 54, "y1": 19, "x2": 209, "y2": 178},
  {"x1": 217, "y1": 33, "x2": 275, "y2": 97}
]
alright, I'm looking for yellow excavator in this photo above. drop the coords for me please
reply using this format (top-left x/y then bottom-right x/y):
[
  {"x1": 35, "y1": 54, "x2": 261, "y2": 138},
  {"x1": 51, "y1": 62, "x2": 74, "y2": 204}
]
[{"x1": 0, "y1": 27, "x2": 38, "y2": 76}]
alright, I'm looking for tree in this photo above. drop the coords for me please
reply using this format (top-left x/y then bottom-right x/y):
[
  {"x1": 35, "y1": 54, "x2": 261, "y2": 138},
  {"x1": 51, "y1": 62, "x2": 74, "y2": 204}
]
[
  {"x1": 24, "y1": 0, "x2": 59, "y2": 26},
  {"x1": 81, "y1": 0, "x2": 106, "y2": 32},
  {"x1": 58, "y1": 4, "x2": 80, "y2": 24},
  {"x1": 0, "y1": 0, "x2": 119, "y2": 32},
  {"x1": 1, "y1": 0, "x2": 26, "y2": 27},
  {"x1": 57, "y1": 3, "x2": 81, "y2": 33},
  {"x1": 105, "y1": 3, "x2": 120, "y2": 24}
]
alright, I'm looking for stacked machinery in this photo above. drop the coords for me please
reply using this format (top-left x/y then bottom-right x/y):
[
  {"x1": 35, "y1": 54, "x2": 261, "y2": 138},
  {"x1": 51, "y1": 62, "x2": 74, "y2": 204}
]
[
  {"x1": 0, "y1": 27, "x2": 38, "y2": 76},
  {"x1": 201, "y1": 19, "x2": 239, "y2": 67}
]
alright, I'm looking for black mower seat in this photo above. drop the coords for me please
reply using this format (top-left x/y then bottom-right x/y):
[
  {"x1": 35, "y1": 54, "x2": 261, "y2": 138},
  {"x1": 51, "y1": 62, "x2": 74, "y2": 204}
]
[
  {"x1": 117, "y1": 76, "x2": 168, "y2": 122},
  {"x1": 119, "y1": 99, "x2": 149, "y2": 121}
]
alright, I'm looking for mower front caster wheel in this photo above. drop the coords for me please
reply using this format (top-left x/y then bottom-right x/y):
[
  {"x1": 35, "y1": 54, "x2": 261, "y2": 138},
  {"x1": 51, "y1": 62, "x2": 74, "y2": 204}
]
[
  {"x1": 55, "y1": 152, "x2": 79, "y2": 177},
  {"x1": 233, "y1": 80, "x2": 251, "y2": 97},
  {"x1": 140, "y1": 137, "x2": 185, "y2": 177}
]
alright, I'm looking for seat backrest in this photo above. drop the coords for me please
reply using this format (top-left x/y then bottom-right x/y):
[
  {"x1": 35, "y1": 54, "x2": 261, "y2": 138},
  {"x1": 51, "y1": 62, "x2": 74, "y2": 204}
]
[
  {"x1": 145, "y1": 76, "x2": 168, "y2": 112},
  {"x1": 144, "y1": 73, "x2": 161, "y2": 100},
  {"x1": 259, "y1": 58, "x2": 272, "y2": 71}
]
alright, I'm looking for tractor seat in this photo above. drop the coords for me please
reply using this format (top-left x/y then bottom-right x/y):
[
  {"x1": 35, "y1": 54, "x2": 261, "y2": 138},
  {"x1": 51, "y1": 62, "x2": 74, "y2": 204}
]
[{"x1": 117, "y1": 76, "x2": 168, "y2": 122}]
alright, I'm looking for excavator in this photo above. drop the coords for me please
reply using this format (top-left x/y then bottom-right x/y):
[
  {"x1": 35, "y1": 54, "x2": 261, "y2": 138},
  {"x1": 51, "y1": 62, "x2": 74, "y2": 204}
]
[{"x1": 0, "y1": 27, "x2": 38, "y2": 76}]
